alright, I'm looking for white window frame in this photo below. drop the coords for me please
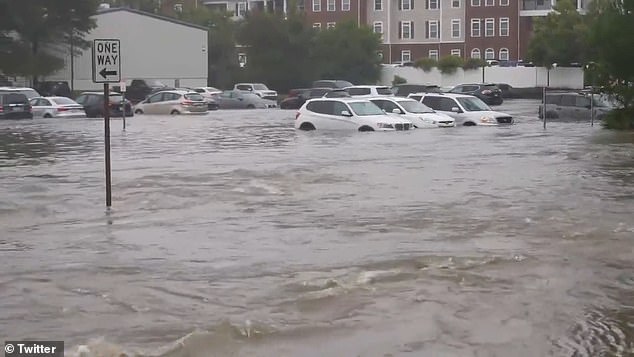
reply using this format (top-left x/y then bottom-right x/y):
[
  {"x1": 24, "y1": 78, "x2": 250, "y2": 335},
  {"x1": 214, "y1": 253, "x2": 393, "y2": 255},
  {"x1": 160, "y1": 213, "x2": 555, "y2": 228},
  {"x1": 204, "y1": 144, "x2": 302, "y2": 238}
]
[
  {"x1": 471, "y1": 0, "x2": 481, "y2": 6},
  {"x1": 327, "y1": 0, "x2": 335, "y2": 11},
  {"x1": 451, "y1": 19, "x2": 461, "y2": 38},
  {"x1": 401, "y1": 50, "x2": 411, "y2": 63},
  {"x1": 499, "y1": 17, "x2": 509, "y2": 36},
  {"x1": 373, "y1": 21, "x2": 384, "y2": 38},
  {"x1": 485, "y1": 18, "x2": 495, "y2": 37},
  {"x1": 327, "y1": 22, "x2": 336, "y2": 29},
  {"x1": 471, "y1": 48, "x2": 481, "y2": 59},
  {"x1": 401, "y1": 0, "x2": 412, "y2": 11},
  {"x1": 485, "y1": 48, "x2": 495, "y2": 60},
  {"x1": 312, "y1": 0, "x2": 321, "y2": 12},
  {"x1": 451, "y1": 49, "x2": 461, "y2": 57},
  {"x1": 374, "y1": 0, "x2": 382, "y2": 10},
  {"x1": 428, "y1": 0, "x2": 439, "y2": 9},
  {"x1": 500, "y1": 0, "x2": 509, "y2": 5},
  {"x1": 342, "y1": 0, "x2": 350, "y2": 10},
  {"x1": 428, "y1": 20, "x2": 439, "y2": 39},
  {"x1": 452, "y1": 0, "x2": 460, "y2": 8},
  {"x1": 499, "y1": 48, "x2": 509, "y2": 61},
  {"x1": 237, "y1": 2, "x2": 247, "y2": 16},
  {"x1": 485, "y1": 0, "x2": 494, "y2": 6},
  {"x1": 429, "y1": 50, "x2": 439, "y2": 61},
  {"x1": 402, "y1": 21, "x2": 412, "y2": 39},
  {"x1": 313, "y1": 22, "x2": 322, "y2": 29},
  {"x1": 471, "y1": 18, "x2": 481, "y2": 37}
]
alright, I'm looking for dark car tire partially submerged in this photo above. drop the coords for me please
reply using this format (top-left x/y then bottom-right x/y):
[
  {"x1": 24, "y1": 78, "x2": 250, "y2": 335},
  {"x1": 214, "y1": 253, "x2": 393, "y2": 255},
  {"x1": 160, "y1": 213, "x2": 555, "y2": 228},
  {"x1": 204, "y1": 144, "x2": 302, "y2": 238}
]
[
  {"x1": 299, "y1": 122, "x2": 316, "y2": 131},
  {"x1": 358, "y1": 126, "x2": 375, "y2": 132}
]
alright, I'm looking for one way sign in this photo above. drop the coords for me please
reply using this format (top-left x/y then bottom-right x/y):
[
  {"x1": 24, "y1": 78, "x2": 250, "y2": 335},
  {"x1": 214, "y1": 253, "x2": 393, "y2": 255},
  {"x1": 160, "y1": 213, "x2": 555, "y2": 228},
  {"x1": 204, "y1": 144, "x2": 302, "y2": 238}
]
[{"x1": 92, "y1": 39, "x2": 121, "y2": 83}]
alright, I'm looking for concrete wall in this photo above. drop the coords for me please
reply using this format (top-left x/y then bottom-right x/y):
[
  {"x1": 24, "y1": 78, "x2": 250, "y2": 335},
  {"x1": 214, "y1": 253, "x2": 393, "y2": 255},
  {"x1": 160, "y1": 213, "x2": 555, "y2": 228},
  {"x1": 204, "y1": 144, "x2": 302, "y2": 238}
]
[
  {"x1": 380, "y1": 65, "x2": 584, "y2": 89},
  {"x1": 44, "y1": 10, "x2": 208, "y2": 91}
]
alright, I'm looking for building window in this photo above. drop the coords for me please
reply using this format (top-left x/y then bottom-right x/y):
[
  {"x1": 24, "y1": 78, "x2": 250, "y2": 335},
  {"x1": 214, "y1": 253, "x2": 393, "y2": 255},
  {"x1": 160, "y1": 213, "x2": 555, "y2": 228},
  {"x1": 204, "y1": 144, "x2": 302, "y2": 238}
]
[
  {"x1": 401, "y1": 0, "x2": 412, "y2": 11},
  {"x1": 375, "y1": 0, "x2": 382, "y2": 10},
  {"x1": 471, "y1": 0, "x2": 481, "y2": 6},
  {"x1": 327, "y1": 22, "x2": 336, "y2": 29},
  {"x1": 451, "y1": 49, "x2": 461, "y2": 57},
  {"x1": 452, "y1": 0, "x2": 460, "y2": 7},
  {"x1": 485, "y1": 18, "x2": 495, "y2": 37},
  {"x1": 401, "y1": 21, "x2": 413, "y2": 39},
  {"x1": 313, "y1": 22, "x2": 322, "y2": 29},
  {"x1": 312, "y1": 0, "x2": 321, "y2": 11},
  {"x1": 401, "y1": 50, "x2": 411, "y2": 63},
  {"x1": 429, "y1": 50, "x2": 439, "y2": 60},
  {"x1": 471, "y1": 48, "x2": 481, "y2": 59},
  {"x1": 499, "y1": 17, "x2": 509, "y2": 36},
  {"x1": 471, "y1": 19, "x2": 481, "y2": 37},
  {"x1": 451, "y1": 19, "x2": 461, "y2": 38},
  {"x1": 427, "y1": 0, "x2": 439, "y2": 9},
  {"x1": 500, "y1": 0, "x2": 508, "y2": 5},
  {"x1": 485, "y1": 0, "x2": 494, "y2": 6},
  {"x1": 427, "y1": 20, "x2": 438, "y2": 39},
  {"x1": 237, "y1": 2, "x2": 247, "y2": 16},
  {"x1": 173, "y1": 3, "x2": 183, "y2": 12},
  {"x1": 297, "y1": 0, "x2": 305, "y2": 11},
  {"x1": 327, "y1": 0, "x2": 335, "y2": 11},
  {"x1": 373, "y1": 21, "x2": 383, "y2": 38},
  {"x1": 342, "y1": 0, "x2": 350, "y2": 10},
  {"x1": 485, "y1": 48, "x2": 495, "y2": 60},
  {"x1": 499, "y1": 48, "x2": 509, "y2": 61}
]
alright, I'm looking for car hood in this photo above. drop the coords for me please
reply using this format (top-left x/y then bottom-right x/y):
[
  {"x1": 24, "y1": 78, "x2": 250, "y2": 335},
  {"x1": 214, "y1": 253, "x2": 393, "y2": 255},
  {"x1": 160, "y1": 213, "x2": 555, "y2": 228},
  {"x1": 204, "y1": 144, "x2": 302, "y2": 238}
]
[
  {"x1": 462, "y1": 110, "x2": 511, "y2": 118},
  {"x1": 362, "y1": 114, "x2": 412, "y2": 124}
]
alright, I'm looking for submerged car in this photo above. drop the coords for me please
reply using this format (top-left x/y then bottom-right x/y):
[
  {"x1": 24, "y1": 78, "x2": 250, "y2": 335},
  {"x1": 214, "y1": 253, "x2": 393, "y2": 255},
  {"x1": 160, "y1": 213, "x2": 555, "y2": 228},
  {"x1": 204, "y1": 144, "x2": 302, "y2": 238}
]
[
  {"x1": 539, "y1": 92, "x2": 615, "y2": 121},
  {"x1": 369, "y1": 97, "x2": 455, "y2": 128},
  {"x1": 29, "y1": 96, "x2": 86, "y2": 118},
  {"x1": 410, "y1": 93, "x2": 513, "y2": 126},
  {"x1": 133, "y1": 90, "x2": 208, "y2": 115},
  {"x1": 75, "y1": 91, "x2": 134, "y2": 118},
  {"x1": 344, "y1": 85, "x2": 393, "y2": 98},
  {"x1": 0, "y1": 90, "x2": 32, "y2": 119},
  {"x1": 448, "y1": 83, "x2": 504, "y2": 105},
  {"x1": 295, "y1": 97, "x2": 412, "y2": 131},
  {"x1": 212, "y1": 91, "x2": 277, "y2": 109}
]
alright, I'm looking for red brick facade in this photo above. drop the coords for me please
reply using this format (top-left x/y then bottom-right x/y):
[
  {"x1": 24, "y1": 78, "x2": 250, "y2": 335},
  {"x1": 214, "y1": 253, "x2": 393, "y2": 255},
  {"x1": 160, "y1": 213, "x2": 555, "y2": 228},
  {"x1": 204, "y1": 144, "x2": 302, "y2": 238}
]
[{"x1": 464, "y1": 0, "x2": 520, "y2": 61}]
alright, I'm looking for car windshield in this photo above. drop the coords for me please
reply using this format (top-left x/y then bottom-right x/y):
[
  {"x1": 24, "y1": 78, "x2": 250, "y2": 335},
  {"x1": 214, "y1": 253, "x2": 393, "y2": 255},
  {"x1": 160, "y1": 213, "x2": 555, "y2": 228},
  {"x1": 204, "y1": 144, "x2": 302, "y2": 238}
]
[
  {"x1": 52, "y1": 97, "x2": 76, "y2": 105},
  {"x1": 397, "y1": 100, "x2": 434, "y2": 113},
  {"x1": 17, "y1": 89, "x2": 39, "y2": 99},
  {"x1": 376, "y1": 87, "x2": 393, "y2": 95},
  {"x1": 457, "y1": 97, "x2": 491, "y2": 111},
  {"x1": 349, "y1": 101, "x2": 384, "y2": 116},
  {"x1": 253, "y1": 84, "x2": 269, "y2": 90},
  {"x1": 184, "y1": 93, "x2": 204, "y2": 101}
]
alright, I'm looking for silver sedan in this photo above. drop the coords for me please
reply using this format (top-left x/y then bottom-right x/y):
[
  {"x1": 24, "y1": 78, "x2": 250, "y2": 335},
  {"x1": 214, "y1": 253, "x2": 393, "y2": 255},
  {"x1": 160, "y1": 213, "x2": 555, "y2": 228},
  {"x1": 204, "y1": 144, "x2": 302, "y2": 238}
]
[{"x1": 29, "y1": 96, "x2": 86, "y2": 118}]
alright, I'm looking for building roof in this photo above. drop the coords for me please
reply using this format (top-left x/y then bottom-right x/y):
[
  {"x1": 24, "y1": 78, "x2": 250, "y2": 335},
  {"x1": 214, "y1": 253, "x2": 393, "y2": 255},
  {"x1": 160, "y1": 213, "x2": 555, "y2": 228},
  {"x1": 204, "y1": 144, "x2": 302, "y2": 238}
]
[{"x1": 96, "y1": 7, "x2": 208, "y2": 31}]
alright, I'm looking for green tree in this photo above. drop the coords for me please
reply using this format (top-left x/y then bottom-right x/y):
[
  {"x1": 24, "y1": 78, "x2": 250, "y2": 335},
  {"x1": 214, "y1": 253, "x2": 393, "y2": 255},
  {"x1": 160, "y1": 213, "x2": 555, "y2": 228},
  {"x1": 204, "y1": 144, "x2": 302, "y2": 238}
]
[
  {"x1": 311, "y1": 21, "x2": 382, "y2": 85},
  {"x1": 0, "y1": 0, "x2": 98, "y2": 82},
  {"x1": 527, "y1": 0, "x2": 588, "y2": 67},
  {"x1": 588, "y1": 0, "x2": 634, "y2": 129},
  {"x1": 236, "y1": 12, "x2": 316, "y2": 92}
]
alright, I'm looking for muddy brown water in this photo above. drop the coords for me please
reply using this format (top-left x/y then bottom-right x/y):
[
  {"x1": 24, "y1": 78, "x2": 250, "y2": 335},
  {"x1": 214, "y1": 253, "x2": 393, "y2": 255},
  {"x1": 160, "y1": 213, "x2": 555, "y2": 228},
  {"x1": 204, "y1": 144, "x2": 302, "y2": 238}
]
[{"x1": 0, "y1": 100, "x2": 632, "y2": 356}]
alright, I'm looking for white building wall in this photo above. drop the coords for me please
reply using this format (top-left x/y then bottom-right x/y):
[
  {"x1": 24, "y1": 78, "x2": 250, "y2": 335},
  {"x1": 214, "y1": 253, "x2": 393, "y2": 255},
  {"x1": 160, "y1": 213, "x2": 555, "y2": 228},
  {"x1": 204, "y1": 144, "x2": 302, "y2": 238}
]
[
  {"x1": 381, "y1": 66, "x2": 584, "y2": 89},
  {"x1": 45, "y1": 10, "x2": 208, "y2": 91}
]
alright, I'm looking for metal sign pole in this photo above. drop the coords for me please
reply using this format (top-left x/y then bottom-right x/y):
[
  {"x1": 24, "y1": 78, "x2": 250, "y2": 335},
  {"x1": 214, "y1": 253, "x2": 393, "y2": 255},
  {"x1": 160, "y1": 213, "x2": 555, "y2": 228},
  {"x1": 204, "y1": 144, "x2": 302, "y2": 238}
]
[
  {"x1": 122, "y1": 92, "x2": 126, "y2": 130},
  {"x1": 104, "y1": 83, "x2": 112, "y2": 208},
  {"x1": 590, "y1": 90, "x2": 595, "y2": 127},
  {"x1": 543, "y1": 86, "x2": 547, "y2": 130}
]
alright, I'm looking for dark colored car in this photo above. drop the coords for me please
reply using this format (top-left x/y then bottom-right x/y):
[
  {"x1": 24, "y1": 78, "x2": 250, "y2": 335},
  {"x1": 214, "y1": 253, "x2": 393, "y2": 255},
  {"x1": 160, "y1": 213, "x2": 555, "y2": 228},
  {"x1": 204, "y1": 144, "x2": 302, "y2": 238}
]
[
  {"x1": 449, "y1": 83, "x2": 504, "y2": 105},
  {"x1": 0, "y1": 91, "x2": 32, "y2": 119},
  {"x1": 281, "y1": 88, "x2": 350, "y2": 109},
  {"x1": 74, "y1": 92, "x2": 133, "y2": 118},
  {"x1": 311, "y1": 80, "x2": 354, "y2": 89},
  {"x1": 391, "y1": 84, "x2": 442, "y2": 97},
  {"x1": 35, "y1": 81, "x2": 72, "y2": 98},
  {"x1": 280, "y1": 88, "x2": 309, "y2": 109}
]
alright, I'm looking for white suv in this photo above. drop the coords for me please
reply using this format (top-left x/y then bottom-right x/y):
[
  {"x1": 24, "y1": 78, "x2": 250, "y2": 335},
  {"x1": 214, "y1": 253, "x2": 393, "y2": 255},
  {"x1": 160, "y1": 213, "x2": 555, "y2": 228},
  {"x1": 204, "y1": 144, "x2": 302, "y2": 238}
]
[
  {"x1": 233, "y1": 83, "x2": 277, "y2": 101},
  {"x1": 369, "y1": 97, "x2": 455, "y2": 128},
  {"x1": 408, "y1": 92, "x2": 513, "y2": 126},
  {"x1": 295, "y1": 98, "x2": 412, "y2": 131},
  {"x1": 344, "y1": 85, "x2": 394, "y2": 98}
]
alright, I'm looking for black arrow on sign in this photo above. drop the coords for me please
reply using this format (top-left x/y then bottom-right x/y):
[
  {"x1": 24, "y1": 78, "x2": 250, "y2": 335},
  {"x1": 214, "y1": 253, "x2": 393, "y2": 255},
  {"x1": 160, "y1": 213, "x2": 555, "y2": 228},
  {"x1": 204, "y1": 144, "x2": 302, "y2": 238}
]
[{"x1": 99, "y1": 68, "x2": 117, "y2": 79}]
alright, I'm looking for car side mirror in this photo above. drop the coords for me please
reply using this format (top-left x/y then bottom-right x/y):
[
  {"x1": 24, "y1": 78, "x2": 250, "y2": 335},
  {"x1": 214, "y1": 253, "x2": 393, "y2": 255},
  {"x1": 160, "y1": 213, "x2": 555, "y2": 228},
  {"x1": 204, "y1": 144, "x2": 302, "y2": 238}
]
[
  {"x1": 392, "y1": 108, "x2": 402, "y2": 114},
  {"x1": 451, "y1": 107, "x2": 461, "y2": 113},
  {"x1": 341, "y1": 110, "x2": 352, "y2": 117},
  {"x1": 238, "y1": 97, "x2": 244, "y2": 101}
]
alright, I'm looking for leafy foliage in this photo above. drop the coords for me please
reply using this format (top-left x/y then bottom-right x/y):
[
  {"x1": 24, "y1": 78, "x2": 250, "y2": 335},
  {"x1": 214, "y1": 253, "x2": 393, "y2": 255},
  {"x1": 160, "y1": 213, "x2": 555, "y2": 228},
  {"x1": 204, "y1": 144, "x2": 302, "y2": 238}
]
[
  {"x1": 527, "y1": 0, "x2": 589, "y2": 67},
  {"x1": 463, "y1": 58, "x2": 487, "y2": 70},
  {"x1": 414, "y1": 58, "x2": 437, "y2": 72},
  {"x1": 437, "y1": 55, "x2": 463, "y2": 74},
  {"x1": 392, "y1": 75, "x2": 406, "y2": 86}
]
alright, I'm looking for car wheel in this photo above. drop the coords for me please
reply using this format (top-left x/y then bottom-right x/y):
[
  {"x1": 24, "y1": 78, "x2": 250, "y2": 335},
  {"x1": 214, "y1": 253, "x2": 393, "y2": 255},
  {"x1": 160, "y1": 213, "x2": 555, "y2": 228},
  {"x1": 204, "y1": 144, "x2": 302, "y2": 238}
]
[
  {"x1": 358, "y1": 125, "x2": 375, "y2": 132},
  {"x1": 134, "y1": 109, "x2": 143, "y2": 114},
  {"x1": 246, "y1": 104, "x2": 255, "y2": 109},
  {"x1": 299, "y1": 122, "x2": 316, "y2": 131},
  {"x1": 43, "y1": 113, "x2": 52, "y2": 118},
  {"x1": 463, "y1": 121, "x2": 476, "y2": 126},
  {"x1": 170, "y1": 110, "x2": 180, "y2": 115}
]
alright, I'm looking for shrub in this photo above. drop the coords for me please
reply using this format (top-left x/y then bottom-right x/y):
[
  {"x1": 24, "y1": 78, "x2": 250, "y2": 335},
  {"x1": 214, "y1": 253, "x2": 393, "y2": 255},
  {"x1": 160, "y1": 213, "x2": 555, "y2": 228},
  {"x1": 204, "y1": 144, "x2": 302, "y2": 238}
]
[
  {"x1": 437, "y1": 55, "x2": 464, "y2": 74},
  {"x1": 602, "y1": 108, "x2": 634, "y2": 130},
  {"x1": 463, "y1": 58, "x2": 487, "y2": 70},
  {"x1": 392, "y1": 75, "x2": 407, "y2": 86},
  {"x1": 414, "y1": 58, "x2": 437, "y2": 72}
]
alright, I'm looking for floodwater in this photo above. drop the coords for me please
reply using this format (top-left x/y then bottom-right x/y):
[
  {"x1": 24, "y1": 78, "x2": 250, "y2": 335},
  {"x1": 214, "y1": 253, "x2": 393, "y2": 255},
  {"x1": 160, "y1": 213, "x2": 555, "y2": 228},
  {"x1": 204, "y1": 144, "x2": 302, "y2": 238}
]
[{"x1": 0, "y1": 100, "x2": 632, "y2": 357}]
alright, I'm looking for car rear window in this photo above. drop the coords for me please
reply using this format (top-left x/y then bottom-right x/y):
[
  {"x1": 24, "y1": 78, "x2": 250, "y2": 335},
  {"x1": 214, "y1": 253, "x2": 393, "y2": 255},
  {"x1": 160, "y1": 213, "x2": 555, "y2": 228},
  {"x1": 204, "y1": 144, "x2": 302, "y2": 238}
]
[
  {"x1": 376, "y1": 87, "x2": 393, "y2": 95},
  {"x1": 52, "y1": 97, "x2": 76, "y2": 105},
  {"x1": 17, "y1": 89, "x2": 40, "y2": 99},
  {"x1": 1, "y1": 93, "x2": 28, "y2": 104},
  {"x1": 347, "y1": 88, "x2": 371, "y2": 96},
  {"x1": 185, "y1": 93, "x2": 204, "y2": 101}
]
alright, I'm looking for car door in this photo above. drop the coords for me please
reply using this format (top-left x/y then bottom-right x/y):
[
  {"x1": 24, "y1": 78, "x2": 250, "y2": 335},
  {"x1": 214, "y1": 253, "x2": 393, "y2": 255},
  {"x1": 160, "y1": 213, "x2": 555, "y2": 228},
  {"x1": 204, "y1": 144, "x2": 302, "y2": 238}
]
[
  {"x1": 39, "y1": 98, "x2": 54, "y2": 117},
  {"x1": 29, "y1": 98, "x2": 43, "y2": 117},
  {"x1": 143, "y1": 92, "x2": 165, "y2": 114},
  {"x1": 230, "y1": 92, "x2": 247, "y2": 108}
]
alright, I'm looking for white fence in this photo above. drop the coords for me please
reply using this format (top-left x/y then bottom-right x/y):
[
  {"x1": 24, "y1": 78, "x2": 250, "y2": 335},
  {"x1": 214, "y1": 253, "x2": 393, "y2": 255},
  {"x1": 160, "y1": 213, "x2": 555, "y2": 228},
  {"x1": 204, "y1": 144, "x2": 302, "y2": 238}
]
[{"x1": 380, "y1": 66, "x2": 585, "y2": 89}]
